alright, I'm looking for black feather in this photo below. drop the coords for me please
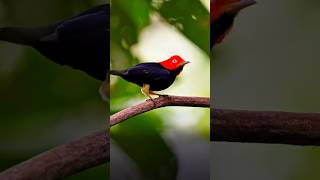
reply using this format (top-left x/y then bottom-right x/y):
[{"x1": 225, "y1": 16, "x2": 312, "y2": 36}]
[
  {"x1": 112, "y1": 63, "x2": 184, "y2": 91},
  {"x1": 0, "y1": 4, "x2": 109, "y2": 81},
  {"x1": 211, "y1": 13, "x2": 235, "y2": 48}
]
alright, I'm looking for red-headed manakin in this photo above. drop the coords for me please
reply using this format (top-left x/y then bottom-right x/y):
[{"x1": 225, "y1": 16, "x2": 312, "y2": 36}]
[{"x1": 110, "y1": 55, "x2": 190, "y2": 100}]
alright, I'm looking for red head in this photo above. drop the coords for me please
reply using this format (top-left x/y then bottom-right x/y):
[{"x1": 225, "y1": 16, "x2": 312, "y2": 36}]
[
  {"x1": 159, "y1": 55, "x2": 190, "y2": 71},
  {"x1": 211, "y1": 0, "x2": 256, "y2": 22}
]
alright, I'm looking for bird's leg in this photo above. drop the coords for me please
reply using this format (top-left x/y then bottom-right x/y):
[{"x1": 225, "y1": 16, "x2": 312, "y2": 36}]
[
  {"x1": 141, "y1": 84, "x2": 156, "y2": 104},
  {"x1": 149, "y1": 91, "x2": 168, "y2": 97}
]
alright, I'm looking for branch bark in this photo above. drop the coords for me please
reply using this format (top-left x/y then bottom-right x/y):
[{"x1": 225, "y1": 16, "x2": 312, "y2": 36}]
[
  {"x1": 110, "y1": 97, "x2": 320, "y2": 146},
  {"x1": 0, "y1": 96, "x2": 208, "y2": 180},
  {"x1": 110, "y1": 95, "x2": 210, "y2": 126},
  {"x1": 3, "y1": 96, "x2": 320, "y2": 179},
  {"x1": 0, "y1": 130, "x2": 109, "y2": 180},
  {"x1": 212, "y1": 109, "x2": 320, "y2": 146}
]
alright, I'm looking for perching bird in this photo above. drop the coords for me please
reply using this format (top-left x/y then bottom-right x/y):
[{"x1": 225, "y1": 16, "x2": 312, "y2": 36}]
[
  {"x1": 0, "y1": 4, "x2": 109, "y2": 81},
  {"x1": 110, "y1": 55, "x2": 190, "y2": 100},
  {"x1": 211, "y1": 0, "x2": 256, "y2": 47}
]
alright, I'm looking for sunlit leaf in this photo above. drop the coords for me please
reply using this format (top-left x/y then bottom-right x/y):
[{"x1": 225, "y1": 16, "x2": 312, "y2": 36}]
[{"x1": 156, "y1": 0, "x2": 210, "y2": 55}]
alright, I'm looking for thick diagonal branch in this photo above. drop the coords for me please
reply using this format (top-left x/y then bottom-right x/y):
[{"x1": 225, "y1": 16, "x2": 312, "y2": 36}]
[{"x1": 0, "y1": 130, "x2": 109, "y2": 180}]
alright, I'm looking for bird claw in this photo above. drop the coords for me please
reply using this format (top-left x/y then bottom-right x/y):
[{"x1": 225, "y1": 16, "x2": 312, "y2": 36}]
[{"x1": 158, "y1": 94, "x2": 168, "y2": 97}]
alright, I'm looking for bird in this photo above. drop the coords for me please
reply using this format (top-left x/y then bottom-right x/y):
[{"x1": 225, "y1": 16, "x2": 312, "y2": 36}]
[
  {"x1": 110, "y1": 55, "x2": 190, "y2": 100},
  {"x1": 211, "y1": 0, "x2": 256, "y2": 47},
  {"x1": 0, "y1": 4, "x2": 109, "y2": 81}
]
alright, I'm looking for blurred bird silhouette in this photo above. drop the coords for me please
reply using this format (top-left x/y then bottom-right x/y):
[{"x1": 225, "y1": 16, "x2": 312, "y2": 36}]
[{"x1": 0, "y1": 4, "x2": 109, "y2": 81}]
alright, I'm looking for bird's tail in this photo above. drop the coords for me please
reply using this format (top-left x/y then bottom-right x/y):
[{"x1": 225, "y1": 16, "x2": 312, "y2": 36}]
[
  {"x1": 99, "y1": 71, "x2": 110, "y2": 103},
  {"x1": 110, "y1": 70, "x2": 125, "y2": 76},
  {"x1": 101, "y1": 69, "x2": 125, "y2": 102},
  {"x1": 0, "y1": 27, "x2": 43, "y2": 46}
]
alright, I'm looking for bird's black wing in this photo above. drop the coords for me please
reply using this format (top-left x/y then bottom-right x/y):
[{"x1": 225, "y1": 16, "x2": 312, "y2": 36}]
[
  {"x1": 41, "y1": 4, "x2": 108, "y2": 44},
  {"x1": 37, "y1": 4, "x2": 109, "y2": 81},
  {"x1": 125, "y1": 63, "x2": 170, "y2": 84},
  {"x1": 72, "y1": 4, "x2": 108, "y2": 18}
]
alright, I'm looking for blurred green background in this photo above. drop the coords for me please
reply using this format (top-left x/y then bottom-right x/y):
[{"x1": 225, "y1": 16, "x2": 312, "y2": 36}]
[
  {"x1": 0, "y1": 0, "x2": 107, "y2": 179},
  {"x1": 110, "y1": 0, "x2": 210, "y2": 179},
  {"x1": 212, "y1": 0, "x2": 320, "y2": 179}
]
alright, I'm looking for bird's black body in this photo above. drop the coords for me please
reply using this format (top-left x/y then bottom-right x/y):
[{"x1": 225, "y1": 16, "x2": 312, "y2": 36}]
[
  {"x1": 111, "y1": 63, "x2": 184, "y2": 91},
  {"x1": 211, "y1": 13, "x2": 235, "y2": 48},
  {"x1": 0, "y1": 4, "x2": 109, "y2": 81}
]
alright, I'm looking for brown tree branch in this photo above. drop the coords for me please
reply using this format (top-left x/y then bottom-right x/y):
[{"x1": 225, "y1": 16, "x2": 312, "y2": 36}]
[
  {"x1": 110, "y1": 95, "x2": 210, "y2": 126},
  {"x1": 111, "y1": 97, "x2": 320, "y2": 146},
  {"x1": 0, "y1": 96, "x2": 209, "y2": 180},
  {"x1": 3, "y1": 97, "x2": 320, "y2": 180},
  {"x1": 212, "y1": 109, "x2": 320, "y2": 146},
  {"x1": 0, "y1": 130, "x2": 109, "y2": 180}
]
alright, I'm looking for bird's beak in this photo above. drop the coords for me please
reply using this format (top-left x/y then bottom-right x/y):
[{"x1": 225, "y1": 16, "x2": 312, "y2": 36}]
[
  {"x1": 180, "y1": 61, "x2": 190, "y2": 66},
  {"x1": 227, "y1": 0, "x2": 256, "y2": 13}
]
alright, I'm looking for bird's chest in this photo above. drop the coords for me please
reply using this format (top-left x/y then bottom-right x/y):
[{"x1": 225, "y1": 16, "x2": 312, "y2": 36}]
[
  {"x1": 149, "y1": 76, "x2": 176, "y2": 91},
  {"x1": 212, "y1": 13, "x2": 235, "y2": 45},
  {"x1": 122, "y1": 64, "x2": 183, "y2": 91},
  {"x1": 123, "y1": 72, "x2": 177, "y2": 91}
]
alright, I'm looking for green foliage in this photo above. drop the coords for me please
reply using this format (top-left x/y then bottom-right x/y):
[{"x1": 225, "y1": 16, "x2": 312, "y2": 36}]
[
  {"x1": 110, "y1": 0, "x2": 210, "y2": 179},
  {"x1": 156, "y1": 0, "x2": 210, "y2": 55},
  {"x1": 111, "y1": 113, "x2": 177, "y2": 180},
  {"x1": 66, "y1": 164, "x2": 109, "y2": 180}
]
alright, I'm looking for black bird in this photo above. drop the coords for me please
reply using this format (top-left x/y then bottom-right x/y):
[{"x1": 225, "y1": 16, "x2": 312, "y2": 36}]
[
  {"x1": 0, "y1": 4, "x2": 109, "y2": 81},
  {"x1": 110, "y1": 55, "x2": 190, "y2": 100}
]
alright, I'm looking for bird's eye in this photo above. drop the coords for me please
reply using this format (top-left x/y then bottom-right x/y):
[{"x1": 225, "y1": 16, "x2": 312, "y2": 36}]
[{"x1": 172, "y1": 59, "x2": 178, "y2": 63}]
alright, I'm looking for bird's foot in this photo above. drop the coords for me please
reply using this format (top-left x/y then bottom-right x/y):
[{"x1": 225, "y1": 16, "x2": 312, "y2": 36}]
[
  {"x1": 149, "y1": 91, "x2": 168, "y2": 97},
  {"x1": 158, "y1": 94, "x2": 168, "y2": 97}
]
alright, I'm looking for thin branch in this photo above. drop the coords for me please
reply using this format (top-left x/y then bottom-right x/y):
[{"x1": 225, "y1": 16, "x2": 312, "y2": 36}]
[
  {"x1": 110, "y1": 95, "x2": 210, "y2": 126},
  {"x1": 212, "y1": 109, "x2": 320, "y2": 146},
  {"x1": 0, "y1": 130, "x2": 109, "y2": 180},
  {"x1": 111, "y1": 98, "x2": 320, "y2": 146}
]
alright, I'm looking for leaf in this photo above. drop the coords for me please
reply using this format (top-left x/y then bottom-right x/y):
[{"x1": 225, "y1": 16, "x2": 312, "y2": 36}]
[
  {"x1": 110, "y1": 0, "x2": 151, "y2": 70},
  {"x1": 157, "y1": 0, "x2": 210, "y2": 56},
  {"x1": 115, "y1": 0, "x2": 150, "y2": 30}
]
